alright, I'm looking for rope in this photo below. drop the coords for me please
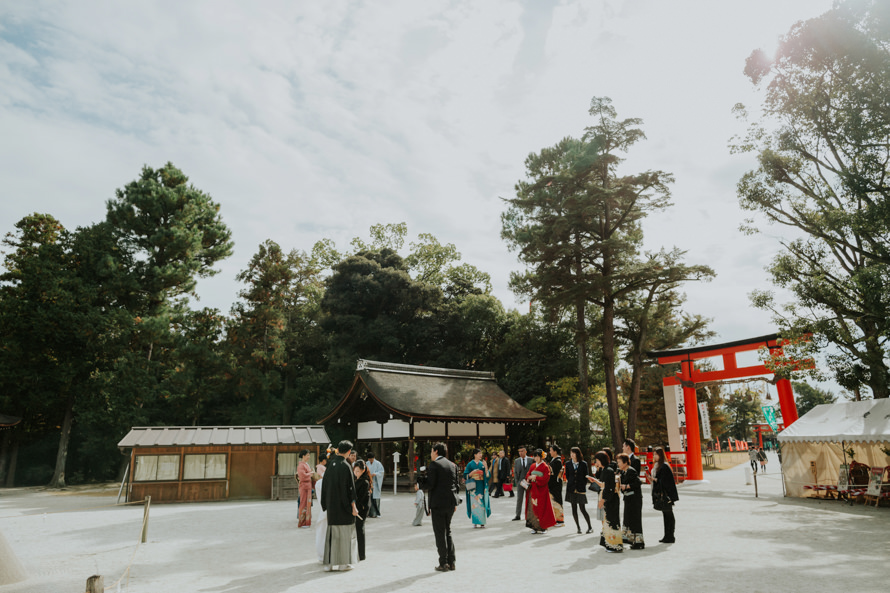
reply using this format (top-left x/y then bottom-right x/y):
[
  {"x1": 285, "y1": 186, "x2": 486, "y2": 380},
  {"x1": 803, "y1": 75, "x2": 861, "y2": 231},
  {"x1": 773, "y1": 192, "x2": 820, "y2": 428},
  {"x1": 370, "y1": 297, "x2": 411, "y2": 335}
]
[{"x1": 102, "y1": 505, "x2": 149, "y2": 592}]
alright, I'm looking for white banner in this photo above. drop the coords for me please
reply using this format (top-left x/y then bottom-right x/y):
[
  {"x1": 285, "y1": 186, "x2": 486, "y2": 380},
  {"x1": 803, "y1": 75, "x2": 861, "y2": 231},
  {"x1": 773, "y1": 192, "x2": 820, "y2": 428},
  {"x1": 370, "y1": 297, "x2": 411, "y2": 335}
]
[
  {"x1": 698, "y1": 401, "x2": 712, "y2": 440},
  {"x1": 663, "y1": 384, "x2": 686, "y2": 452}
]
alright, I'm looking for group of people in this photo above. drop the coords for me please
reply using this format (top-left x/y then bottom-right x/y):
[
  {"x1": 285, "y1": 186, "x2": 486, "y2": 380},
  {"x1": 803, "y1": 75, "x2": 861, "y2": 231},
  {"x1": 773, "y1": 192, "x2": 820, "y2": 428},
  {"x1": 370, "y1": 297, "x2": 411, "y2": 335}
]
[
  {"x1": 748, "y1": 446, "x2": 769, "y2": 474},
  {"x1": 305, "y1": 438, "x2": 680, "y2": 574},
  {"x1": 307, "y1": 442, "x2": 387, "y2": 572}
]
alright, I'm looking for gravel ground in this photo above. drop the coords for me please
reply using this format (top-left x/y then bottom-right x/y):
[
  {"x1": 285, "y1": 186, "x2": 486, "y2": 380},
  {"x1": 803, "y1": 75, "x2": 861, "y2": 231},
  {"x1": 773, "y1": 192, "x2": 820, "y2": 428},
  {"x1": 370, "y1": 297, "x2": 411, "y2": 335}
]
[{"x1": 1, "y1": 452, "x2": 888, "y2": 593}]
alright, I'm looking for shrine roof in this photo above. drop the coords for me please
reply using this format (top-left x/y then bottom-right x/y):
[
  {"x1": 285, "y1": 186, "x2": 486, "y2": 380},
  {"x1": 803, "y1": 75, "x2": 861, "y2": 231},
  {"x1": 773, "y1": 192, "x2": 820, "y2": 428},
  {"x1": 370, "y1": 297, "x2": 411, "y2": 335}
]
[{"x1": 318, "y1": 360, "x2": 545, "y2": 424}]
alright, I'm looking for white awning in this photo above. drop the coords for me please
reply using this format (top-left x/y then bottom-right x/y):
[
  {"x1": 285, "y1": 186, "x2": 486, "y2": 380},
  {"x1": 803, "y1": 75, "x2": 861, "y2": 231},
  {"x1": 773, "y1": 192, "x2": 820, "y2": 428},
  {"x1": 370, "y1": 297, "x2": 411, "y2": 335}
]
[{"x1": 778, "y1": 399, "x2": 890, "y2": 443}]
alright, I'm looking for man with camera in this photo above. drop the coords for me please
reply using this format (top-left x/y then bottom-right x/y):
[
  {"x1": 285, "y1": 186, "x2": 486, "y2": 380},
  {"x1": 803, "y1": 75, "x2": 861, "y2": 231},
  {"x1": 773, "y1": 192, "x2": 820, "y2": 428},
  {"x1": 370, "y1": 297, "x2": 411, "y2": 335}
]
[{"x1": 427, "y1": 442, "x2": 458, "y2": 572}]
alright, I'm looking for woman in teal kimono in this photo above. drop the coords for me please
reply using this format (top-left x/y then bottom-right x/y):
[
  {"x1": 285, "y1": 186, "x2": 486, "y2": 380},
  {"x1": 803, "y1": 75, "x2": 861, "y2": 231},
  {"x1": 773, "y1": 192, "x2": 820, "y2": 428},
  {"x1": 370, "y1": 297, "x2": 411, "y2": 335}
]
[{"x1": 463, "y1": 448, "x2": 491, "y2": 527}]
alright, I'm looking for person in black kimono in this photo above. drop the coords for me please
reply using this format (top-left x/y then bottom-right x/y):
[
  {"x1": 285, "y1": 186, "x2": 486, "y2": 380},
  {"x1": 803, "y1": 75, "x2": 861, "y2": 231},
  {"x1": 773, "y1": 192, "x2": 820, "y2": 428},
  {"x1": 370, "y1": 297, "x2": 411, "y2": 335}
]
[
  {"x1": 591, "y1": 450, "x2": 623, "y2": 552},
  {"x1": 548, "y1": 445, "x2": 564, "y2": 525},
  {"x1": 353, "y1": 460, "x2": 371, "y2": 561},
  {"x1": 320, "y1": 440, "x2": 359, "y2": 571},
  {"x1": 617, "y1": 453, "x2": 644, "y2": 549},
  {"x1": 563, "y1": 447, "x2": 592, "y2": 534},
  {"x1": 651, "y1": 447, "x2": 679, "y2": 543}
]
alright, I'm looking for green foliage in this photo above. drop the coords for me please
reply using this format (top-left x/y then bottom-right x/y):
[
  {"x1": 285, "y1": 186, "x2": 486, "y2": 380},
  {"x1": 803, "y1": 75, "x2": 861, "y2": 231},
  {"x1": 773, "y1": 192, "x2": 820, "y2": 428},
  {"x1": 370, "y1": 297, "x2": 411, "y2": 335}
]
[
  {"x1": 791, "y1": 381, "x2": 837, "y2": 417},
  {"x1": 735, "y1": 0, "x2": 890, "y2": 398},
  {"x1": 502, "y1": 96, "x2": 702, "y2": 450},
  {"x1": 723, "y1": 387, "x2": 763, "y2": 441}
]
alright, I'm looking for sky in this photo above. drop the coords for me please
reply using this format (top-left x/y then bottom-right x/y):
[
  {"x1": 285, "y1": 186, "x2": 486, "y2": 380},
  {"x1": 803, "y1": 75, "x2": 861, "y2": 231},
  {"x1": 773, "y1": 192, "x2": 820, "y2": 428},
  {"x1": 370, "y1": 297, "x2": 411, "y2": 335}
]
[{"x1": 0, "y1": 0, "x2": 836, "y2": 367}]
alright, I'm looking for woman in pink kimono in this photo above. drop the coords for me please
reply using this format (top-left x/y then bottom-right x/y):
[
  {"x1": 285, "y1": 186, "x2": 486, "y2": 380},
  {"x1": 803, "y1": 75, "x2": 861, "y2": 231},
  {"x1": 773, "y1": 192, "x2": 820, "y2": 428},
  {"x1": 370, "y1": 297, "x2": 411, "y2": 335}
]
[{"x1": 297, "y1": 450, "x2": 313, "y2": 527}]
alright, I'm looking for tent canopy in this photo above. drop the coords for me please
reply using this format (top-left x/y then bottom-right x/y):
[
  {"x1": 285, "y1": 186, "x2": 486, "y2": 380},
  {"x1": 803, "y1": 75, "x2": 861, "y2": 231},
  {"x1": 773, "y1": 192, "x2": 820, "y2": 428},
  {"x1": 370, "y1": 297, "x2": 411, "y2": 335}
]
[{"x1": 778, "y1": 399, "x2": 890, "y2": 444}]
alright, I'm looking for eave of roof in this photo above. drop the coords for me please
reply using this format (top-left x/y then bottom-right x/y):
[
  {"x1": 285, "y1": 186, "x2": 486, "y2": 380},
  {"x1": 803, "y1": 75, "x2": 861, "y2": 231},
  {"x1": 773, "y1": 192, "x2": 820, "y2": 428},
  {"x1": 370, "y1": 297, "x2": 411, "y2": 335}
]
[{"x1": 117, "y1": 425, "x2": 331, "y2": 449}]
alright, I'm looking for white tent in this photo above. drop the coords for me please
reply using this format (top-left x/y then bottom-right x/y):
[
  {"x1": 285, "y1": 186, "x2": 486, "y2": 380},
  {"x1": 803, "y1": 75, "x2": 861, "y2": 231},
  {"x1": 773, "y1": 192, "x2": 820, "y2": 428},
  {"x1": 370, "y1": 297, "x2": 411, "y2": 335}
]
[{"x1": 778, "y1": 399, "x2": 890, "y2": 497}]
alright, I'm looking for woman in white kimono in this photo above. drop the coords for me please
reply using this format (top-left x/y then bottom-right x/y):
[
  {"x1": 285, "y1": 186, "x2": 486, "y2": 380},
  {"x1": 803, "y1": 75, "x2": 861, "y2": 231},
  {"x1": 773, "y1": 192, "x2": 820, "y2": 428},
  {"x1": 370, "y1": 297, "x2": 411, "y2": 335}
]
[{"x1": 314, "y1": 476, "x2": 327, "y2": 563}]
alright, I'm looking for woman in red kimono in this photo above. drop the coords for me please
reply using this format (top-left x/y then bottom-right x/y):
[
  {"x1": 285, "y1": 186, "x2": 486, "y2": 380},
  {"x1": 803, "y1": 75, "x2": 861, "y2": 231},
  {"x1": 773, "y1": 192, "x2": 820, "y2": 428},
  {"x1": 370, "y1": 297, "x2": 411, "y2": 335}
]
[
  {"x1": 297, "y1": 450, "x2": 313, "y2": 527},
  {"x1": 525, "y1": 449, "x2": 557, "y2": 533}
]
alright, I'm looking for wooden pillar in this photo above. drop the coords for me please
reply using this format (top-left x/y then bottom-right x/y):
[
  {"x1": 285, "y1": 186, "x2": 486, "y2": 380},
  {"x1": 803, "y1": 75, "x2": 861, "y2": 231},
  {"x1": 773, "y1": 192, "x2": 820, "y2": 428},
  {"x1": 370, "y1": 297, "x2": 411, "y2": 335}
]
[
  {"x1": 407, "y1": 438, "x2": 415, "y2": 490},
  {"x1": 86, "y1": 575, "x2": 104, "y2": 593},
  {"x1": 682, "y1": 361, "x2": 704, "y2": 481},
  {"x1": 776, "y1": 378, "x2": 799, "y2": 427}
]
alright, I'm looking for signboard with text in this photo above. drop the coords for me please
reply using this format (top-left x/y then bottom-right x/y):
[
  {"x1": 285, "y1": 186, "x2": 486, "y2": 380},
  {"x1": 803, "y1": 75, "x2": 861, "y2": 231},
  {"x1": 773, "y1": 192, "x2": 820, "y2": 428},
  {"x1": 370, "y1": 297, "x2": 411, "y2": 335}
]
[
  {"x1": 698, "y1": 401, "x2": 712, "y2": 440},
  {"x1": 662, "y1": 384, "x2": 686, "y2": 453}
]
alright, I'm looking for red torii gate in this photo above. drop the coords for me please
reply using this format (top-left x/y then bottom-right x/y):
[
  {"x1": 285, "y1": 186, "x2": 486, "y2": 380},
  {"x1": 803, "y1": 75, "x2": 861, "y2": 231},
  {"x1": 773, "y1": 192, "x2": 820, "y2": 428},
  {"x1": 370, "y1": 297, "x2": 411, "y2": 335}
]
[{"x1": 648, "y1": 333, "x2": 800, "y2": 482}]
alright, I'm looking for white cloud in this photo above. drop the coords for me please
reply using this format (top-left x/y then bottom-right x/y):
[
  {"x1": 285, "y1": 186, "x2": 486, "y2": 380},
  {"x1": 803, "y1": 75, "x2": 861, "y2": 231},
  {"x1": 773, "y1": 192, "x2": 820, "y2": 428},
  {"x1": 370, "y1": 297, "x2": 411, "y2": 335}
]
[{"x1": 0, "y1": 0, "x2": 834, "y2": 347}]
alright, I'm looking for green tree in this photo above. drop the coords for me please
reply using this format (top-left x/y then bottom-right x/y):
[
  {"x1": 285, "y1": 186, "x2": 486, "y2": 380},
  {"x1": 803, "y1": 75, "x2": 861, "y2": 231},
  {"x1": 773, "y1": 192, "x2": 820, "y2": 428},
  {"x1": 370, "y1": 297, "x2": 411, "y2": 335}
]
[
  {"x1": 106, "y1": 162, "x2": 233, "y2": 361},
  {"x1": 503, "y1": 97, "x2": 676, "y2": 449},
  {"x1": 792, "y1": 381, "x2": 837, "y2": 417},
  {"x1": 321, "y1": 249, "x2": 442, "y2": 371},
  {"x1": 735, "y1": 0, "x2": 890, "y2": 398},
  {"x1": 723, "y1": 387, "x2": 763, "y2": 442},
  {"x1": 225, "y1": 240, "x2": 328, "y2": 424},
  {"x1": 0, "y1": 216, "x2": 120, "y2": 487},
  {"x1": 616, "y1": 249, "x2": 714, "y2": 441}
]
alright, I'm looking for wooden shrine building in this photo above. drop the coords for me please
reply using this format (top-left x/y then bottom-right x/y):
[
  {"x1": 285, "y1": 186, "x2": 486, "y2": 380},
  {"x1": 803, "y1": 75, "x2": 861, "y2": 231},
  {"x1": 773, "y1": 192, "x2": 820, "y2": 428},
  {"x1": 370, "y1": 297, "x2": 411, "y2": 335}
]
[
  {"x1": 118, "y1": 425, "x2": 330, "y2": 503},
  {"x1": 319, "y1": 359, "x2": 545, "y2": 487}
]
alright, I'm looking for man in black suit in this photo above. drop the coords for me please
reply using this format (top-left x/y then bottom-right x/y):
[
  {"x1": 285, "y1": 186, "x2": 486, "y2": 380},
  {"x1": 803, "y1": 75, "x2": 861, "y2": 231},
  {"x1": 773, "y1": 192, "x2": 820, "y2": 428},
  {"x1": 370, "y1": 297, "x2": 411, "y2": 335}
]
[
  {"x1": 512, "y1": 446, "x2": 530, "y2": 519},
  {"x1": 493, "y1": 449, "x2": 510, "y2": 497},
  {"x1": 428, "y1": 442, "x2": 458, "y2": 572},
  {"x1": 623, "y1": 438, "x2": 642, "y2": 475}
]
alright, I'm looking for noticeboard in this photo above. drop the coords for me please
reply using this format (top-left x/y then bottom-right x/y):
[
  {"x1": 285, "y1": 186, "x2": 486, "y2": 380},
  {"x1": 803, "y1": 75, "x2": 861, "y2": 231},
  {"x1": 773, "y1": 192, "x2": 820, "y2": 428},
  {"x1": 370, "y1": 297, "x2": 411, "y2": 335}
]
[
  {"x1": 866, "y1": 467, "x2": 884, "y2": 497},
  {"x1": 838, "y1": 464, "x2": 850, "y2": 492}
]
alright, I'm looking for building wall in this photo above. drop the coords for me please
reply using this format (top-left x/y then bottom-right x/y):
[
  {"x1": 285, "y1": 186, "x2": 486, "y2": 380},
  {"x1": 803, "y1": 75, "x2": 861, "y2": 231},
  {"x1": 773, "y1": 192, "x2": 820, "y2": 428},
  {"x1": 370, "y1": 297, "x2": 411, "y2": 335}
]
[{"x1": 128, "y1": 444, "x2": 319, "y2": 503}]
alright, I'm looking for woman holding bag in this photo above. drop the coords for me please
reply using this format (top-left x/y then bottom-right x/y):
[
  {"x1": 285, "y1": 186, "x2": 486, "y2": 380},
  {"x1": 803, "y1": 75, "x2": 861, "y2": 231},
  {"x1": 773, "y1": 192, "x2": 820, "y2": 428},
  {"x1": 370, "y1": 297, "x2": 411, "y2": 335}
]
[
  {"x1": 650, "y1": 447, "x2": 679, "y2": 543},
  {"x1": 463, "y1": 448, "x2": 491, "y2": 527},
  {"x1": 590, "y1": 450, "x2": 622, "y2": 552}
]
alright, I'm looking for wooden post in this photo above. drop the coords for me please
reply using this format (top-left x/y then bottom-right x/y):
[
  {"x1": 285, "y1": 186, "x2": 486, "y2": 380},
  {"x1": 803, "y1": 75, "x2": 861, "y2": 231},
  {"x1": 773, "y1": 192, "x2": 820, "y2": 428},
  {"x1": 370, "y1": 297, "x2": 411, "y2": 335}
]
[
  {"x1": 86, "y1": 575, "x2": 104, "y2": 593},
  {"x1": 753, "y1": 473, "x2": 759, "y2": 498},
  {"x1": 141, "y1": 495, "x2": 151, "y2": 543}
]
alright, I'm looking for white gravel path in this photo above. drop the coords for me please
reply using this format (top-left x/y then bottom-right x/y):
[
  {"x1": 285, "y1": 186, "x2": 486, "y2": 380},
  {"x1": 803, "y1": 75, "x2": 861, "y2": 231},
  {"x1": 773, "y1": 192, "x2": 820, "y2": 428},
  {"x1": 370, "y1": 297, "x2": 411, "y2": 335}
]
[{"x1": 1, "y1": 452, "x2": 888, "y2": 593}]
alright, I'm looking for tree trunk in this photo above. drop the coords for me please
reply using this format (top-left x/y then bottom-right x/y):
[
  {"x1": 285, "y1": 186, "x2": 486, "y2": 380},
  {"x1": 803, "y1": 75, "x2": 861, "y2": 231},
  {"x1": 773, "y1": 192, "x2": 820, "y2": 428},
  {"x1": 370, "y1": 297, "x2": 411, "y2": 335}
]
[
  {"x1": 601, "y1": 294, "x2": 625, "y2": 451},
  {"x1": 5, "y1": 439, "x2": 18, "y2": 487},
  {"x1": 48, "y1": 392, "x2": 76, "y2": 488},
  {"x1": 0, "y1": 431, "x2": 11, "y2": 485},
  {"x1": 863, "y1": 328, "x2": 889, "y2": 399},
  {"x1": 576, "y1": 299, "x2": 591, "y2": 449},
  {"x1": 625, "y1": 349, "x2": 643, "y2": 442}
]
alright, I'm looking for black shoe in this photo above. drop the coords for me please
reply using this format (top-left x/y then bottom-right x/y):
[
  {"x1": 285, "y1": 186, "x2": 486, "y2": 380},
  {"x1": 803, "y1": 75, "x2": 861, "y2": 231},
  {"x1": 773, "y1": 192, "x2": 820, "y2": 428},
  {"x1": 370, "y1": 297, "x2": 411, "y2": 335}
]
[
  {"x1": 435, "y1": 565, "x2": 449, "y2": 572},
  {"x1": 586, "y1": 527, "x2": 593, "y2": 534},
  {"x1": 577, "y1": 528, "x2": 582, "y2": 534},
  {"x1": 512, "y1": 516, "x2": 521, "y2": 521},
  {"x1": 509, "y1": 494, "x2": 515, "y2": 497},
  {"x1": 447, "y1": 563, "x2": 455, "y2": 571},
  {"x1": 660, "y1": 537, "x2": 675, "y2": 543}
]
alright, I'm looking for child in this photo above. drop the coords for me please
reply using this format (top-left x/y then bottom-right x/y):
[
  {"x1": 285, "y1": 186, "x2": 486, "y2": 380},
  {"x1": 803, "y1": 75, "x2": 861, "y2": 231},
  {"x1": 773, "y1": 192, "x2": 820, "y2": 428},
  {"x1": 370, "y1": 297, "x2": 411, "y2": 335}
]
[{"x1": 412, "y1": 480, "x2": 426, "y2": 526}]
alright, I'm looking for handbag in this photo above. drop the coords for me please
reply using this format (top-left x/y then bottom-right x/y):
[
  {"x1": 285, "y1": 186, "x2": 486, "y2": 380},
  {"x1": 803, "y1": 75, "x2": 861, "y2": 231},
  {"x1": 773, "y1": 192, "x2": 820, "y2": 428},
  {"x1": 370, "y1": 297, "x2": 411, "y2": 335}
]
[
  {"x1": 653, "y1": 489, "x2": 667, "y2": 511},
  {"x1": 465, "y1": 480, "x2": 476, "y2": 491},
  {"x1": 520, "y1": 479, "x2": 529, "y2": 490}
]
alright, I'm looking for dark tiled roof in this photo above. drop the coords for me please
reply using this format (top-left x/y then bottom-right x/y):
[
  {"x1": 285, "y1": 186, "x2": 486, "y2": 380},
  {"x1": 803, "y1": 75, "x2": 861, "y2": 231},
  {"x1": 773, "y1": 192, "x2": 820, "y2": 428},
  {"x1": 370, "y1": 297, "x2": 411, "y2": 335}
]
[
  {"x1": 118, "y1": 425, "x2": 330, "y2": 448},
  {"x1": 320, "y1": 360, "x2": 544, "y2": 423}
]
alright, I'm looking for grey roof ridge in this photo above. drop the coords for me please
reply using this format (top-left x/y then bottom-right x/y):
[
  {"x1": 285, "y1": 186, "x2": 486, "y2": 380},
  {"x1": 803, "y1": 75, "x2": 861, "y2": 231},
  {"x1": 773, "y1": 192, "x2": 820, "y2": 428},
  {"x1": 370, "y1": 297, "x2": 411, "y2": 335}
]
[{"x1": 357, "y1": 359, "x2": 495, "y2": 380}]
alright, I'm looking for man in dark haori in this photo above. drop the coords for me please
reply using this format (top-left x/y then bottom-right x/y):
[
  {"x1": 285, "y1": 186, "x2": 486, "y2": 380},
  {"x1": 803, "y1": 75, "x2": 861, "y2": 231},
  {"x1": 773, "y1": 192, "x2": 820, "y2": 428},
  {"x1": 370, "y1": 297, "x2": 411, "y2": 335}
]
[
  {"x1": 320, "y1": 440, "x2": 359, "y2": 572},
  {"x1": 493, "y1": 449, "x2": 510, "y2": 498},
  {"x1": 428, "y1": 442, "x2": 458, "y2": 572}
]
